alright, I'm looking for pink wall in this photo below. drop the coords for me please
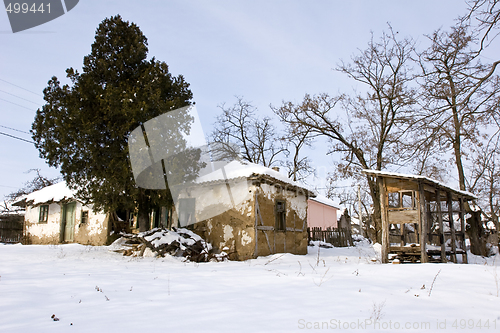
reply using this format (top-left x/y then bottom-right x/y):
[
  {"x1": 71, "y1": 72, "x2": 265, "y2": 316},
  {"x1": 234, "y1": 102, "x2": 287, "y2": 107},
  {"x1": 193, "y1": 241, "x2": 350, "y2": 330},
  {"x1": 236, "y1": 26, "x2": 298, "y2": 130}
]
[{"x1": 307, "y1": 199, "x2": 338, "y2": 229}]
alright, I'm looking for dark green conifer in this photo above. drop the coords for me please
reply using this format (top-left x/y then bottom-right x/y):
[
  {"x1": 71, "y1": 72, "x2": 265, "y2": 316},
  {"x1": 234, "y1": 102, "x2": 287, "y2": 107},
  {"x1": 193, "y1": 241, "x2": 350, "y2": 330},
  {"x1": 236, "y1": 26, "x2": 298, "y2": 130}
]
[{"x1": 32, "y1": 15, "x2": 194, "y2": 231}]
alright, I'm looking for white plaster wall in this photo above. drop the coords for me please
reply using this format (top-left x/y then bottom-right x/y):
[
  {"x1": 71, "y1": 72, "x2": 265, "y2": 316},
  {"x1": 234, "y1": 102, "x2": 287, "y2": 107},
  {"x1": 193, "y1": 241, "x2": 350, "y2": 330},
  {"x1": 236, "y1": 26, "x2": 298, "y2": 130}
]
[
  {"x1": 77, "y1": 204, "x2": 108, "y2": 236},
  {"x1": 25, "y1": 202, "x2": 62, "y2": 242}
]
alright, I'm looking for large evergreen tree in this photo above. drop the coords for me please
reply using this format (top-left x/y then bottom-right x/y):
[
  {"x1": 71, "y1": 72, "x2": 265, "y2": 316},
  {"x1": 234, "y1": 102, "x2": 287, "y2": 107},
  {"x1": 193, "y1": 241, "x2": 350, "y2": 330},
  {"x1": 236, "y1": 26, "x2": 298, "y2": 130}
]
[{"x1": 31, "y1": 15, "x2": 194, "y2": 231}]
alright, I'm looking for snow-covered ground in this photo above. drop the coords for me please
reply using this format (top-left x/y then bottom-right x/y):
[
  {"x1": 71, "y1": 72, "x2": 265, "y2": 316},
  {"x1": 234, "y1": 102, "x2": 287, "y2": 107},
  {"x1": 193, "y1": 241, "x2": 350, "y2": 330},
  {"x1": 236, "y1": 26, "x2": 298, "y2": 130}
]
[{"x1": 1, "y1": 241, "x2": 499, "y2": 333}]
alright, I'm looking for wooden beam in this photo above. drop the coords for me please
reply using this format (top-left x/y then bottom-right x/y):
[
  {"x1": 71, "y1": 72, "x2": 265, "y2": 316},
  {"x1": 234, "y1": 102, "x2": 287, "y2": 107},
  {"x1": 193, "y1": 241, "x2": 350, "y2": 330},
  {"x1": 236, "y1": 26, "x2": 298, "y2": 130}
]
[
  {"x1": 388, "y1": 210, "x2": 419, "y2": 224},
  {"x1": 378, "y1": 176, "x2": 389, "y2": 263},
  {"x1": 436, "y1": 189, "x2": 446, "y2": 263},
  {"x1": 254, "y1": 191, "x2": 258, "y2": 258},
  {"x1": 447, "y1": 191, "x2": 457, "y2": 263},
  {"x1": 418, "y1": 182, "x2": 429, "y2": 263},
  {"x1": 459, "y1": 197, "x2": 468, "y2": 264}
]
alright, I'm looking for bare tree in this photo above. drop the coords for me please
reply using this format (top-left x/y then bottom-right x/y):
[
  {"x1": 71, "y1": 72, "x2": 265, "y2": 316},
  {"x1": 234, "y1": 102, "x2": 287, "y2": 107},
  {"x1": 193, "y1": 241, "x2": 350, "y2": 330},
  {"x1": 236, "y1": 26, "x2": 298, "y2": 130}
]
[
  {"x1": 467, "y1": 131, "x2": 500, "y2": 249},
  {"x1": 463, "y1": 0, "x2": 500, "y2": 52},
  {"x1": 5, "y1": 169, "x2": 60, "y2": 202},
  {"x1": 1, "y1": 169, "x2": 60, "y2": 215},
  {"x1": 276, "y1": 27, "x2": 417, "y2": 242},
  {"x1": 211, "y1": 96, "x2": 285, "y2": 167},
  {"x1": 412, "y1": 17, "x2": 500, "y2": 255},
  {"x1": 276, "y1": 119, "x2": 314, "y2": 182},
  {"x1": 416, "y1": 23, "x2": 500, "y2": 194}
]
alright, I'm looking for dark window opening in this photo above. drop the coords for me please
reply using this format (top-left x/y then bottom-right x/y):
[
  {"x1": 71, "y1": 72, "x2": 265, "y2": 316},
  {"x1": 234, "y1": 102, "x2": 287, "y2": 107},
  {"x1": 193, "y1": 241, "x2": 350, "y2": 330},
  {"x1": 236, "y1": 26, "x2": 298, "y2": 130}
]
[
  {"x1": 275, "y1": 200, "x2": 286, "y2": 231},
  {"x1": 81, "y1": 211, "x2": 89, "y2": 224},
  {"x1": 152, "y1": 207, "x2": 161, "y2": 229}
]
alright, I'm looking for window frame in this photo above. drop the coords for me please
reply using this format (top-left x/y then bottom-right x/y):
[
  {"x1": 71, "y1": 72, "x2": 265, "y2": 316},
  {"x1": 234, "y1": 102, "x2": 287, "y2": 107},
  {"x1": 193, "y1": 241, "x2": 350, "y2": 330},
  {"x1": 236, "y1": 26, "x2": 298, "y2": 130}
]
[
  {"x1": 38, "y1": 204, "x2": 49, "y2": 223},
  {"x1": 80, "y1": 210, "x2": 89, "y2": 224}
]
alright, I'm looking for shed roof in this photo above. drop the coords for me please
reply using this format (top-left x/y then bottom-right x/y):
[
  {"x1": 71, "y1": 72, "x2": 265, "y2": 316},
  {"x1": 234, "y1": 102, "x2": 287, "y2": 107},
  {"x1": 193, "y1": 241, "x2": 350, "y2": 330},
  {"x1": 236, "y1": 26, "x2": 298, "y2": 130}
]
[{"x1": 362, "y1": 169, "x2": 476, "y2": 200}]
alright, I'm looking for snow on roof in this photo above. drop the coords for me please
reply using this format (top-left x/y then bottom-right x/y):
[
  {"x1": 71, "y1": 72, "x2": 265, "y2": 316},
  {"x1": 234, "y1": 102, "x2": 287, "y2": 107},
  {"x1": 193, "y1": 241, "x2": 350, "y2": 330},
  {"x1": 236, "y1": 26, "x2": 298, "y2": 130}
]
[
  {"x1": 310, "y1": 194, "x2": 340, "y2": 209},
  {"x1": 25, "y1": 182, "x2": 77, "y2": 205},
  {"x1": 361, "y1": 169, "x2": 476, "y2": 199},
  {"x1": 195, "y1": 160, "x2": 316, "y2": 195}
]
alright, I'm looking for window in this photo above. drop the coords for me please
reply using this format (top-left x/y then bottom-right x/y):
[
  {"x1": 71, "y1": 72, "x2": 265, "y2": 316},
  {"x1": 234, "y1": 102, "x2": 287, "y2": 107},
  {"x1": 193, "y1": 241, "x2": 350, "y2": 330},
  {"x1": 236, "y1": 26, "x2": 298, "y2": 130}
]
[
  {"x1": 388, "y1": 192, "x2": 400, "y2": 208},
  {"x1": 81, "y1": 211, "x2": 89, "y2": 224},
  {"x1": 39, "y1": 205, "x2": 49, "y2": 223},
  {"x1": 401, "y1": 191, "x2": 415, "y2": 209},
  {"x1": 275, "y1": 200, "x2": 286, "y2": 231},
  {"x1": 388, "y1": 191, "x2": 416, "y2": 209},
  {"x1": 178, "y1": 198, "x2": 196, "y2": 227}
]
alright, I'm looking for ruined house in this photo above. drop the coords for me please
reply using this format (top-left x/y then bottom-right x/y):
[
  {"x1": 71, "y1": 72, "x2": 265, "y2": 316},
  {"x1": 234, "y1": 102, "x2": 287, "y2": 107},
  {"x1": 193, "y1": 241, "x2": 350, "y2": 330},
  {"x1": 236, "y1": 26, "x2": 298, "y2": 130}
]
[
  {"x1": 174, "y1": 160, "x2": 315, "y2": 260},
  {"x1": 19, "y1": 182, "x2": 110, "y2": 245}
]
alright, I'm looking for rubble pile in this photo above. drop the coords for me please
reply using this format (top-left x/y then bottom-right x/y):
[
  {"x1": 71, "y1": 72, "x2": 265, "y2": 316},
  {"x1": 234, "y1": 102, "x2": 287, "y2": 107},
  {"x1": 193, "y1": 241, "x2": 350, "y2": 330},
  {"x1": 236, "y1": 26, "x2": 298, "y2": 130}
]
[{"x1": 110, "y1": 228, "x2": 228, "y2": 262}]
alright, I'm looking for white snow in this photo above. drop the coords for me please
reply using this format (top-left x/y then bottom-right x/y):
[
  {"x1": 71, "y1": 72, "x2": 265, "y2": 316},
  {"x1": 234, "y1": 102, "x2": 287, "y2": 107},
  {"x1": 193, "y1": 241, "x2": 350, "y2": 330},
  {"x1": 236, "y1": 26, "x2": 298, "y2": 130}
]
[
  {"x1": 197, "y1": 160, "x2": 315, "y2": 194},
  {"x1": 24, "y1": 182, "x2": 77, "y2": 205},
  {"x1": 1, "y1": 241, "x2": 499, "y2": 332},
  {"x1": 310, "y1": 194, "x2": 340, "y2": 209}
]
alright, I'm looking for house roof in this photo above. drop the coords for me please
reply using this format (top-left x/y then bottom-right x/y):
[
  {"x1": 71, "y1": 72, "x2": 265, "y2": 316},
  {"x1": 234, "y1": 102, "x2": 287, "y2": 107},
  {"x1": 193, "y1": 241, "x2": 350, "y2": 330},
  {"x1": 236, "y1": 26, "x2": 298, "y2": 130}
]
[
  {"x1": 361, "y1": 169, "x2": 476, "y2": 200},
  {"x1": 309, "y1": 195, "x2": 340, "y2": 209},
  {"x1": 193, "y1": 160, "x2": 316, "y2": 197},
  {"x1": 22, "y1": 182, "x2": 77, "y2": 206}
]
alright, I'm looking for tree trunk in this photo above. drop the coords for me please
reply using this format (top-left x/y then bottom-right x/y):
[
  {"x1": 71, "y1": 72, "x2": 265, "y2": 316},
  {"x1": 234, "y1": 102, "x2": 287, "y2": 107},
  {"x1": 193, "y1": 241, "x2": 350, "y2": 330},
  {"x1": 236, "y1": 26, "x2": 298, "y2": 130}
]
[
  {"x1": 366, "y1": 176, "x2": 382, "y2": 243},
  {"x1": 467, "y1": 211, "x2": 488, "y2": 256}
]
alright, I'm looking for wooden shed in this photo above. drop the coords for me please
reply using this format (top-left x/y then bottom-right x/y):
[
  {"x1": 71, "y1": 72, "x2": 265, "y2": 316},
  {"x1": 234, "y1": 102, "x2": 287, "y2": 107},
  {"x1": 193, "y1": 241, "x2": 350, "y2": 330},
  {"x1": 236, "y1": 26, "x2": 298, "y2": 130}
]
[{"x1": 362, "y1": 170, "x2": 476, "y2": 263}]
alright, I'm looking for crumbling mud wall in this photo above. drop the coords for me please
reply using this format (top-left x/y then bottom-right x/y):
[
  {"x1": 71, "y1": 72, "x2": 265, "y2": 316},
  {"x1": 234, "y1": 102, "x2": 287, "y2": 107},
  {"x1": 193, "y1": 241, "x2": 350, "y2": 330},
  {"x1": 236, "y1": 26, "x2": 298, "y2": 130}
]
[
  {"x1": 74, "y1": 205, "x2": 109, "y2": 246},
  {"x1": 187, "y1": 178, "x2": 309, "y2": 260},
  {"x1": 186, "y1": 179, "x2": 256, "y2": 260},
  {"x1": 255, "y1": 183, "x2": 308, "y2": 257}
]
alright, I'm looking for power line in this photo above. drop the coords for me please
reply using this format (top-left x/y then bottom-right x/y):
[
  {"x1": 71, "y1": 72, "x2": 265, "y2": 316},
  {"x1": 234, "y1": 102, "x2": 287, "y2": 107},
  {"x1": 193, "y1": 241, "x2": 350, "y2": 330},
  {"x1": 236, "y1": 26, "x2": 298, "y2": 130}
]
[
  {"x1": 0, "y1": 97, "x2": 35, "y2": 111},
  {"x1": 0, "y1": 78, "x2": 43, "y2": 97},
  {"x1": 0, "y1": 131, "x2": 33, "y2": 144},
  {"x1": 0, "y1": 185, "x2": 19, "y2": 189},
  {"x1": 0, "y1": 125, "x2": 30, "y2": 135},
  {"x1": 0, "y1": 89, "x2": 41, "y2": 105}
]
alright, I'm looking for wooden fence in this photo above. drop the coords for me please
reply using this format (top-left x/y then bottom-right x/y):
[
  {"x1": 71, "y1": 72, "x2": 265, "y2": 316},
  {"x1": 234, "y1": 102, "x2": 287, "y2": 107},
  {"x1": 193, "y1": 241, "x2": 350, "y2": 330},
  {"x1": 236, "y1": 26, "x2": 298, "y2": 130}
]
[
  {"x1": 307, "y1": 227, "x2": 352, "y2": 247},
  {"x1": 0, "y1": 215, "x2": 23, "y2": 243}
]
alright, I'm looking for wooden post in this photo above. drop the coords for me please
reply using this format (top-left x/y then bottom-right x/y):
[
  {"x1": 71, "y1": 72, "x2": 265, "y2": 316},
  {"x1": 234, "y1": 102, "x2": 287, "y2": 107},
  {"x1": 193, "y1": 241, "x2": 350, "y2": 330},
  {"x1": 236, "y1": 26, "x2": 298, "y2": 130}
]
[
  {"x1": 293, "y1": 214, "x2": 296, "y2": 255},
  {"x1": 459, "y1": 197, "x2": 468, "y2": 264},
  {"x1": 436, "y1": 189, "x2": 446, "y2": 263},
  {"x1": 446, "y1": 191, "x2": 457, "y2": 263},
  {"x1": 254, "y1": 191, "x2": 258, "y2": 258},
  {"x1": 378, "y1": 177, "x2": 389, "y2": 263},
  {"x1": 418, "y1": 182, "x2": 429, "y2": 263}
]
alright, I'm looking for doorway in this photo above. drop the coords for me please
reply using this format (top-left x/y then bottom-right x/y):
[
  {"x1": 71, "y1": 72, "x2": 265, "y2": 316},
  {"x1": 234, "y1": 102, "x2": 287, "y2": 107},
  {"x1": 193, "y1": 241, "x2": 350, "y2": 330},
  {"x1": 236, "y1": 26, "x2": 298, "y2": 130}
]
[{"x1": 61, "y1": 202, "x2": 76, "y2": 242}]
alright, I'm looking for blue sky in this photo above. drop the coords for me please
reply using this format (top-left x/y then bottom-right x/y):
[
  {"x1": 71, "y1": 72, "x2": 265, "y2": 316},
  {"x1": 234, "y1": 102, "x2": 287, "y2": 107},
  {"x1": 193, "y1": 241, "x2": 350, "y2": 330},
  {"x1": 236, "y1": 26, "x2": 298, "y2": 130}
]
[{"x1": 0, "y1": 0, "x2": 471, "y2": 199}]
